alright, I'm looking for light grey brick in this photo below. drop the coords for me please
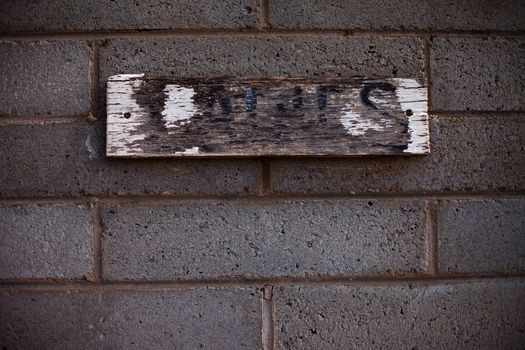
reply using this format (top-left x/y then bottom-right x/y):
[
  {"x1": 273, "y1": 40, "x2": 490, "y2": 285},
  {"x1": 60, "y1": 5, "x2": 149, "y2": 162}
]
[
  {"x1": 0, "y1": 204, "x2": 93, "y2": 279},
  {"x1": 0, "y1": 288, "x2": 261, "y2": 349},
  {"x1": 0, "y1": 0, "x2": 257, "y2": 32},
  {"x1": 101, "y1": 200, "x2": 428, "y2": 280},
  {"x1": 268, "y1": 0, "x2": 525, "y2": 31},
  {"x1": 0, "y1": 41, "x2": 90, "y2": 116},
  {"x1": 275, "y1": 280, "x2": 525, "y2": 349},
  {"x1": 0, "y1": 122, "x2": 258, "y2": 197},
  {"x1": 438, "y1": 199, "x2": 525, "y2": 274},
  {"x1": 431, "y1": 37, "x2": 525, "y2": 111},
  {"x1": 271, "y1": 116, "x2": 525, "y2": 194},
  {"x1": 100, "y1": 36, "x2": 423, "y2": 81}
]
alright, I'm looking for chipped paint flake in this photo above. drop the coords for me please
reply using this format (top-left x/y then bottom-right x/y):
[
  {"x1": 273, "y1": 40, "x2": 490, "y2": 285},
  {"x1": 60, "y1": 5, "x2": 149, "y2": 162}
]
[
  {"x1": 162, "y1": 85, "x2": 198, "y2": 129},
  {"x1": 340, "y1": 103, "x2": 393, "y2": 136},
  {"x1": 177, "y1": 146, "x2": 199, "y2": 155}
]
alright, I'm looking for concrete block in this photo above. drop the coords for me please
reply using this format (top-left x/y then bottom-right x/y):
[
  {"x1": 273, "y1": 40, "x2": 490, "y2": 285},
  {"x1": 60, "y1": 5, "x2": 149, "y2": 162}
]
[
  {"x1": 438, "y1": 199, "x2": 525, "y2": 274},
  {"x1": 0, "y1": 0, "x2": 258, "y2": 32},
  {"x1": 431, "y1": 37, "x2": 525, "y2": 111},
  {"x1": 100, "y1": 36, "x2": 423, "y2": 81},
  {"x1": 268, "y1": 0, "x2": 525, "y2": 31},
  {"x1": 0, "y1": 41, "x2": 90, "y2": 116},
  {"x1": 0, "y1": 204, "x2": 93, "y2": 279},
  {"x1": 0, "y1": 288, "x2": 261, "y2": 349},
  {"x1": 101, "y1": 200, "x2": 428, "y2": 280},
  {"x1": 274, "y1": 280, "x2": 525, "y2": 349}
]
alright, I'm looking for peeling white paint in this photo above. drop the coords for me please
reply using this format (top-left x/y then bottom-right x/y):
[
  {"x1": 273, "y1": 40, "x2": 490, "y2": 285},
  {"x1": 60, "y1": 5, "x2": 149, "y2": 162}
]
[
  {"x1": 108, "y1": 73, "x2": 144, "y2": 81},
  {"x1": 338, "y1": 87, "x2": 393, "y2": 136},
  {"x1": 162, "y1": 84, "x2": 198, "y2": 129},
  {"x1": 340, "y1": 104, "x2": 390, "y2": 136},
  {"x1": 106, "y1": 74, "x2": 147, "y2": 156},
  {"x1": 176, "y1": 146, "x2": 199, "y2": 155},
  {"x1": 393, "y1": 78, "x2": 429, "y2": 153}
]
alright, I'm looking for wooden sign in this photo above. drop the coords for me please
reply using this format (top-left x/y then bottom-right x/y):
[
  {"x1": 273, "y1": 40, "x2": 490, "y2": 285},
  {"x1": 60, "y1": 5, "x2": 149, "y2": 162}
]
[{"x1": 107, "y1": 74, "x2": 429, "y2": 157}]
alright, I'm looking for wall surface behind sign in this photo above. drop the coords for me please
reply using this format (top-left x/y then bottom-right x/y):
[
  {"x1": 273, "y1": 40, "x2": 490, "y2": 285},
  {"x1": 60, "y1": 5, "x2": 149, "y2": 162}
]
[{"x1": 1, "y1": 1, "x2": 524, "y2": 349}]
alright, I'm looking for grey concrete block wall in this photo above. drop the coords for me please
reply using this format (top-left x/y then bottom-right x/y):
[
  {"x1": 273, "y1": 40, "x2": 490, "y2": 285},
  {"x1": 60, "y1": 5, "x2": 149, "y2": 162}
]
[
  {"x1": 100, "y1": 36, "x2": 424, "y2": 81},
  {"x1": 101, "y1": 200, "x2": 428, "y2": 280},
  {"x1": 274, "y1": 280, "x2": 525, "y2": 349},
  {"x1": 0, "y1": 204, "x2": 94, "y2": 279},
  {"x1": 0, "y1": 0, "x2": 258, "y2": 32},
  {"x1": 0, "y1": 288, "x2": 261, "y2": 349},
  {"x1": 1, "y1": 1, "x2": 524, "y2": 349},
  {"x1": 268, "y1": 0, "x2": 525, "y2": 31},
  {"x1": 431, "y1": 37, "x2": 525, "y2": 111},
  {"x1": 0, "y1": 41, "x2": 90, "y2": 116},
  {"x1": 438, "y1": 199, "x2": 525, "y2": 274}
]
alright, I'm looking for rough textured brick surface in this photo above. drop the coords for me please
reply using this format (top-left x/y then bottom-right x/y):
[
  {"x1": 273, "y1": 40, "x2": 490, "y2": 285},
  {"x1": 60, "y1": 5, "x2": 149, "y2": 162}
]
[
  {"x1": 0, "y1": 204, "x2": 93, "y2": 279},
  {"x1": 274, "y1": 280, "x2": 525, "y2": 349},
  {"x1": 0, "y1": 288, "x2": 261, "y2": 349},
  {"x1": 101, "y1": 200, "x2": 428, "y2": 280},
  {"x1": 0, "y1": 41, "x2": 90, "y2": 116},
  {"x1": 0, "y1": 0, "x2": 257, "y2": 32},
  {"x1": 0, "y1": 122, "x2": 258, "y2": 197},
  {"x1": 268, "y1": 0, "x2": 525, "y2": 31},
  {"x1": 271, "y1": 116, "x2": 525, "y2": 194},
  {"x1": 431, "y1": 37, "x2": 525, "y2": 111},
  {"x1": 100, "y1": 36, "x2": 423, "y2": 82},
  {"x1": 438, "y1": 199, "x2": 525, "y2": 274}
]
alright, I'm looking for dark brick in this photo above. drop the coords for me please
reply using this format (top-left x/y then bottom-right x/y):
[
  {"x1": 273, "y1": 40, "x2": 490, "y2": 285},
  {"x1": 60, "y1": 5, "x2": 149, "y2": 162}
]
[
  {"x1": 431, "y1": 37, "x2": 525, "y2": 111},
  {"x1": 275, "y1": 280, "x2": 525, "y2": 349},
  {"x1": 271, "y1": 116, "x2": 525, "y2": 194},
  {"x1": 0, "y1": 41, "x2": 90, "y2": 116},
  {"x1": 438, "y1": 199, "x2": 525, "y2": 274},
  {"x1": 0, "y1": 204, "x2": 93, "y2": 279},
  {"x1": 0, "y1": 122, "x2": 258, "y2": 197},
  {"x1": 268, "y1": 0, "x2": 525, "y2": 31},
  {"x1": 0, "y1": 288, "x2": 261, "y2": 349},
  {"x1": 101, "y1": 200, "x2": 428, "y2": 280},
  {"x1": 0, "y1": 0, "x2": 258, "y2": 32}
]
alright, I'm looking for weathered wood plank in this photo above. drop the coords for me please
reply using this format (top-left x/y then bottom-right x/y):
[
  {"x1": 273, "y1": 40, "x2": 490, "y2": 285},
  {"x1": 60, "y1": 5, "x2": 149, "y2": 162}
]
[{"x1": 107, "y1": 74, "x2": 429, "y2": 157}]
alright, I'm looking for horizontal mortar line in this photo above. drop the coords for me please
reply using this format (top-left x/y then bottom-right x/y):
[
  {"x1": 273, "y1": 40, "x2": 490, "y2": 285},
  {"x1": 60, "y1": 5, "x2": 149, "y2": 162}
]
[
  {"x1": 0, "y1": 197, "x2": 98, "y2": 206},
  {"x1": 1, "y1": 28, "x2": 525, "y2": 41},
  {"x1": 0, "y1": 115, "x2": 84, "y2": 125},
  {"x1": 1, "y1": 273, "x2": 525, "y2": 292},
  {"x1": 2, "y1": 191, "x2": 525, "y2": 206}
]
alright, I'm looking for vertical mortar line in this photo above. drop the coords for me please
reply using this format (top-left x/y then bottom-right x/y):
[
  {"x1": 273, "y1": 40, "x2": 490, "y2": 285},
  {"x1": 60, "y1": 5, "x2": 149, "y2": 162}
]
[
  {"x1": 263, "y1": 158, "x2": 272, "y2": 194},
  {"x1": 425, "y1": 200, "x2": 439, "y2": 275},
  {"x1": 422, "y1": 35, "x2": 432, "y2": 112},
  {"x1": 90, "y1": 198, "x2": 103, "y2": 282},
  {"x1": 88, "y1": 40, "x2": 101, "y2": 121},
  {"x1": 262, "y1": 285, "x2": 275, "y2": 350},
  {"x1": 257, "y1": 0, "x2": 270, "y2": 29},
  {"x1": 257, "y1": 158, "x2": 272, "y2": 195},
  {"x1": 266, "y1": 158, "x2": 273, "y2": 194}
]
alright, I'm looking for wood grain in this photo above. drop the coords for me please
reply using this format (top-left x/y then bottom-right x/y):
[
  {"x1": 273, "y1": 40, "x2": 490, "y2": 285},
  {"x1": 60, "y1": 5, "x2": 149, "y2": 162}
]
[{"x1": 107, "y1": 74, "x2": 429, "y2": 157}]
